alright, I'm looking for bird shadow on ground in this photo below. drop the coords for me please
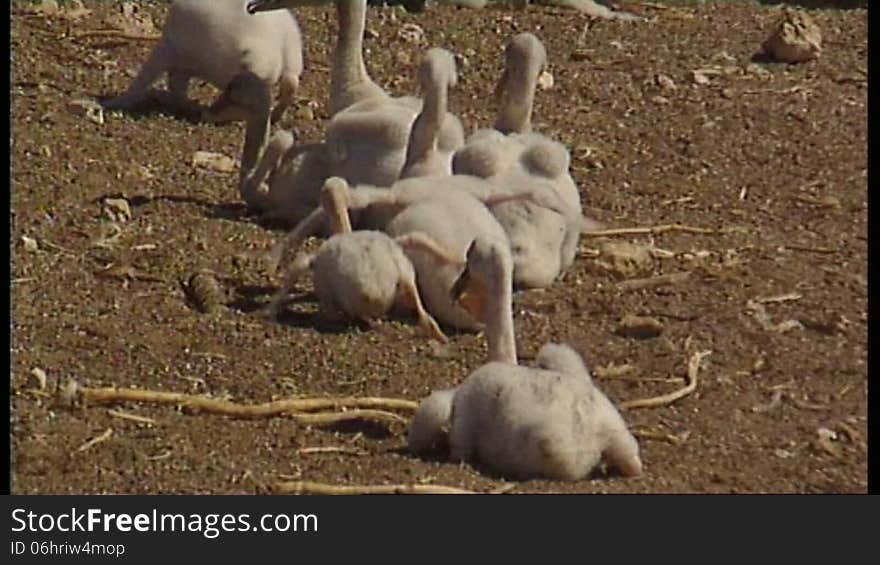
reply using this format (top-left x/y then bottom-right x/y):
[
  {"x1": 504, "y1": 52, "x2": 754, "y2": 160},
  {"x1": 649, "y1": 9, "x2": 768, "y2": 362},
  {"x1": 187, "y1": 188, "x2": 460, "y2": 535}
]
[
  {"x1": 93, "y1": 192, "x2": 243, "y2": 222},
  {"x1": 207, "y1": 202, "x2": 252, "y2": 223},
  {"x1": 394, "y1": 443, "x2": 523, "y2": 482},
  {"x1": 397, "y1": 440, "x2": 633, "y2": 483},
  {"x1": 93, "y1": 185, "x2": 309, "y2": 235},
  {"x1": 400, "y1": 444, "x2": 502, "y2": 480},
  {"x1": 388, "y1": 443, "x2": 449, "y2": 465},
  {"x1": 750, "y1": 51, "x2": 782, "y2": 64},
  {"x1": 320, "y1": 420, "x2": 397, "y2": 441},
  {"x1": 100, "y1": 191, "x2": 273, "y2": 230},
  {"x1": 207, "y1": 204, "x2": 305, "y2": 234},
  {"x1": 227, "y1": 284, "x2": 363, "y2": 336},
  {"x1": 94, "y1": 88, "x2": 211, "y2": 125}
]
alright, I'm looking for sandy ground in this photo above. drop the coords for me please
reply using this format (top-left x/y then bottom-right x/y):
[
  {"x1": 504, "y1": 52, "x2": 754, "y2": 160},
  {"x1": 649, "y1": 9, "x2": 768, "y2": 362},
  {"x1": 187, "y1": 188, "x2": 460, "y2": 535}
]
[{"x1": 11, "y1": 1, "x2": 867, "y2": 493}]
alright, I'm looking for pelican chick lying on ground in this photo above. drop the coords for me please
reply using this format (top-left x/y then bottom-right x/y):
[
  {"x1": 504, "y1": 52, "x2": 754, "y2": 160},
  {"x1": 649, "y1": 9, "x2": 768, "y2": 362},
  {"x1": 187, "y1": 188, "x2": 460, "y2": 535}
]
[
  {"x1": 265, "y1": 46, "x2": 566, "y2": 358},
  {"x1": 247, "y1": 0, "x2": 465, "y2": 189},
  {"x1": 232, "y1": 93, "x2": 331, "y2": 226},
  {"x1": 104, "y1": 0, "x2": 304, "y2": 124},
  {"x1": 208, "y1": 70, "x2": 330, "y2": 223},
  {"x1": 452, "y1": 33, "x2": 601, "y2": 289},
  {"x1": 262, "y1": 218, "x2": 449, "y2": 342},
  {"x1": 408, "y1": 342, "x2": 643, "y2": 481},
  {"x1": 233, "y1": 43, "x2": 460, "y2": 228},
  {"x1": 275, "y1": 176, "x2": 526, "y2": 362},
  {"x1": 400, "y1": 48, "x2": 461, "y2": 180}
]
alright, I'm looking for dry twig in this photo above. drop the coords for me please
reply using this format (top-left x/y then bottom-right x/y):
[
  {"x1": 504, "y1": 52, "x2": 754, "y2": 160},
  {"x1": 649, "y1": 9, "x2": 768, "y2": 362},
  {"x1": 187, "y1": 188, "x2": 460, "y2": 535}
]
[
  {"x1": 64, "y1": 383, "x2": 418, "y2": 415},
  {"x1": 583, "y1": 224, "x2": 719, "y2": 238},
  {"x1": 95, "y1": 264, "x2": 167, "y2": 283},
  {"x1": 59, "y1": 382, "x2": 416, "y2": 428},
  {"x1": 288, "y1": 410, "x2": 407, "y2": 426},
  {"x1": 783, "y1": 244, "x2": 837, "y2": 255},
  {"x1": 595, "y1": 364, "x2": 681, "y2": 383},
  {"x1": 746, "y1": 300, "x2": 803, "y2": 333},
  {"x1": 74, "y1": 428, "x2": 113, "y2": 453},
  {"x1": 836, "y1": 421, "x2": 866, "y2": 452},
  {"x1": 270, "y1": 481, "x2": 476, "y2": 495},
  {"x1": 785, "y1": 394, "x2": 831, "y2": 412},
  {"x1": 594, "y1": 363, "x2": 635, "y2": 379},
  {"x1": 754, "y1": 292, "x2": 802, "y2": 304},
  {"x1": 107, "y1": 409, "x2": 156, "y2": 426},
  {"x1": 631, "y1": 429, "x2": 690, "y2": 445},
  {"x1": 751, "y1": 390, "x2": 784, "y2": 413},
  {"x1": 296, "y1": 446, "x2": 369, "y2": 457},
  {"x1": 639, "y1": 2, "x2": 672, "y2": 10},
  {"x1": 73, "y1": 29, "x2": 161, "y2": 41},
  {"x1": 620, "y1": 350, "x2": 711, "y2": 410},
  {"x1": 40, "y1": 240, "x2": 77, "y2": 256}
]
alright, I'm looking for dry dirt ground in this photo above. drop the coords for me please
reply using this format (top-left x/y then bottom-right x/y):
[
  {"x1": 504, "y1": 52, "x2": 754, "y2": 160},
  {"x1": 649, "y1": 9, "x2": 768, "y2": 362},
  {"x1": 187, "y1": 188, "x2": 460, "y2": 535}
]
[{"x1": 10, "y1": 1, "x2": 868, "y2": 494}]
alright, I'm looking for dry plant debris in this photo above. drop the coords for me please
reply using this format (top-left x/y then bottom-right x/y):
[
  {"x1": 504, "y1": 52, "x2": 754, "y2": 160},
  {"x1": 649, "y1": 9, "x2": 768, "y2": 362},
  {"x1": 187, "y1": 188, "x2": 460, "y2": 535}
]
[
  {"x1": 269, "y1": 480, "x2": 476, "y2": 495},
  {"x1": 620, "y1": 350, "x2": 711, "y2": 410},
  {"x1": 57, "y1": 380, "x2": 418, "y2": 427}
]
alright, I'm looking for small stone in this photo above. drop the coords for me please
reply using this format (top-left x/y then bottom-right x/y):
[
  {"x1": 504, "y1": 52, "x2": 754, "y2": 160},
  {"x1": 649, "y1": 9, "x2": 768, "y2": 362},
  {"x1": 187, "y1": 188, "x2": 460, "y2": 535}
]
[
  {"x1": 113, "y1": 2, "x2": 158, "y2": 36},
  {"x1": 588, "y1": 241, "x2": 655, "y2": 280},
  {"x1": 294, "y1": 105, "x2": 315, "y2": 122},
  {"x1": 745, "y1": 63, "x2": 772, "y2": 78},
  {"x1": 58, "y1": 379, "x2": 80, "y2": 407},
  {"x1": 132, "y1": 165, "x2": 155, "y2": 181},
  {"x1": 428, "y1": 342, "x2": 454, "y2": 360},
  {"x1": 813, "y1": 436, "x2": 839, "y2": 456},
  {"x1": 192, "y1": 151, "x2": 236, "y2": 174},
  {"x1": 812, "y1": 426, "x2": 840, "y2": 455},
  {"x1": 102, "y1": 198, "x2": 132, "y2": 223},
  {"x1": 714, "y1": 51, "x2": 738, "y2": 64},
  {"x1": 397, "y1": 23, "x2": 425, "y2": 44},
  {"x1": 395, "y1": 50, "x2": 412, "y2": 67},
  {"x1": 762, "y1": 9, "x2": 822, "y2": 64},
  {"x1": 187, "y1": 270, "x2": 225, "y2": 314},
  {"x1": 752, "y1": 357, "x2": 767, "y2": 373},
  {"x1": 21, "y1": 235, "x2": 39, "y2": 252},
  {"x1": 615, "y1": 315, "x2": 664, "y2": 340},
  {"x1": 67, "y1": 98, "x2": 104, "y2": 125},
  {"x1": 30, "y1": 368, "x2": 48, "y2": 390},
  {"x1": 655, "y1": 73, "x2": 676, "y2": 91},
  {"x1": 817, "y1": 195, "x2": 841, "y2": 209},
  {"x1": 63, "y1": 0, "x2": 91, "y2": 19},
  {"x1": 537, "y1": 70, "x2": 555, "y2": 91},
  {"x1": 691, "y1": 69, "x2": 711, "y2": 85}
]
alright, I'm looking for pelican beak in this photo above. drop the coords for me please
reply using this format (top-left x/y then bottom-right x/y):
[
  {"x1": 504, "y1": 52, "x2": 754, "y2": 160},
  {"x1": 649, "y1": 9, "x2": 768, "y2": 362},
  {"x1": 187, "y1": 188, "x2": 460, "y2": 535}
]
[
  {"x1": 450, "y1": 268, "x2": 488, "y2": 322},
  {"x1": 246, "y1": 0, "x2": 280, "y2": 15},
  {"x1": 450, "y1": 267, "x2": 471, "y2": 304}
]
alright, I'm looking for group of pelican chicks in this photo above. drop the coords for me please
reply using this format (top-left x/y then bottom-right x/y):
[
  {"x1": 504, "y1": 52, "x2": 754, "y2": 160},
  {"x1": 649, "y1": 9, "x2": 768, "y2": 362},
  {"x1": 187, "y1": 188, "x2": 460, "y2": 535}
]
[{"x1": 103, "y1": 0, "x2": 643, "y2": 482}]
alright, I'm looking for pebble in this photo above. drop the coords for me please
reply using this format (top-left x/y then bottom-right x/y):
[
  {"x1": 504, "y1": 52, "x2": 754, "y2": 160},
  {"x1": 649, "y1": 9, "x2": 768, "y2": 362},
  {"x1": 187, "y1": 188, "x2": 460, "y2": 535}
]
[{"x1": 615, "y1": 315, "x2": 664, "y2": 340}]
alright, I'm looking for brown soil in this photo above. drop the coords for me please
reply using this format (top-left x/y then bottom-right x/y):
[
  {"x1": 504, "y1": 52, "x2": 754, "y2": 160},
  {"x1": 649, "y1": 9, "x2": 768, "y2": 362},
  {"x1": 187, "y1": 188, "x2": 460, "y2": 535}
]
[{"x1": 11, "y1": 1, "x2": 868, "y2": 494}]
